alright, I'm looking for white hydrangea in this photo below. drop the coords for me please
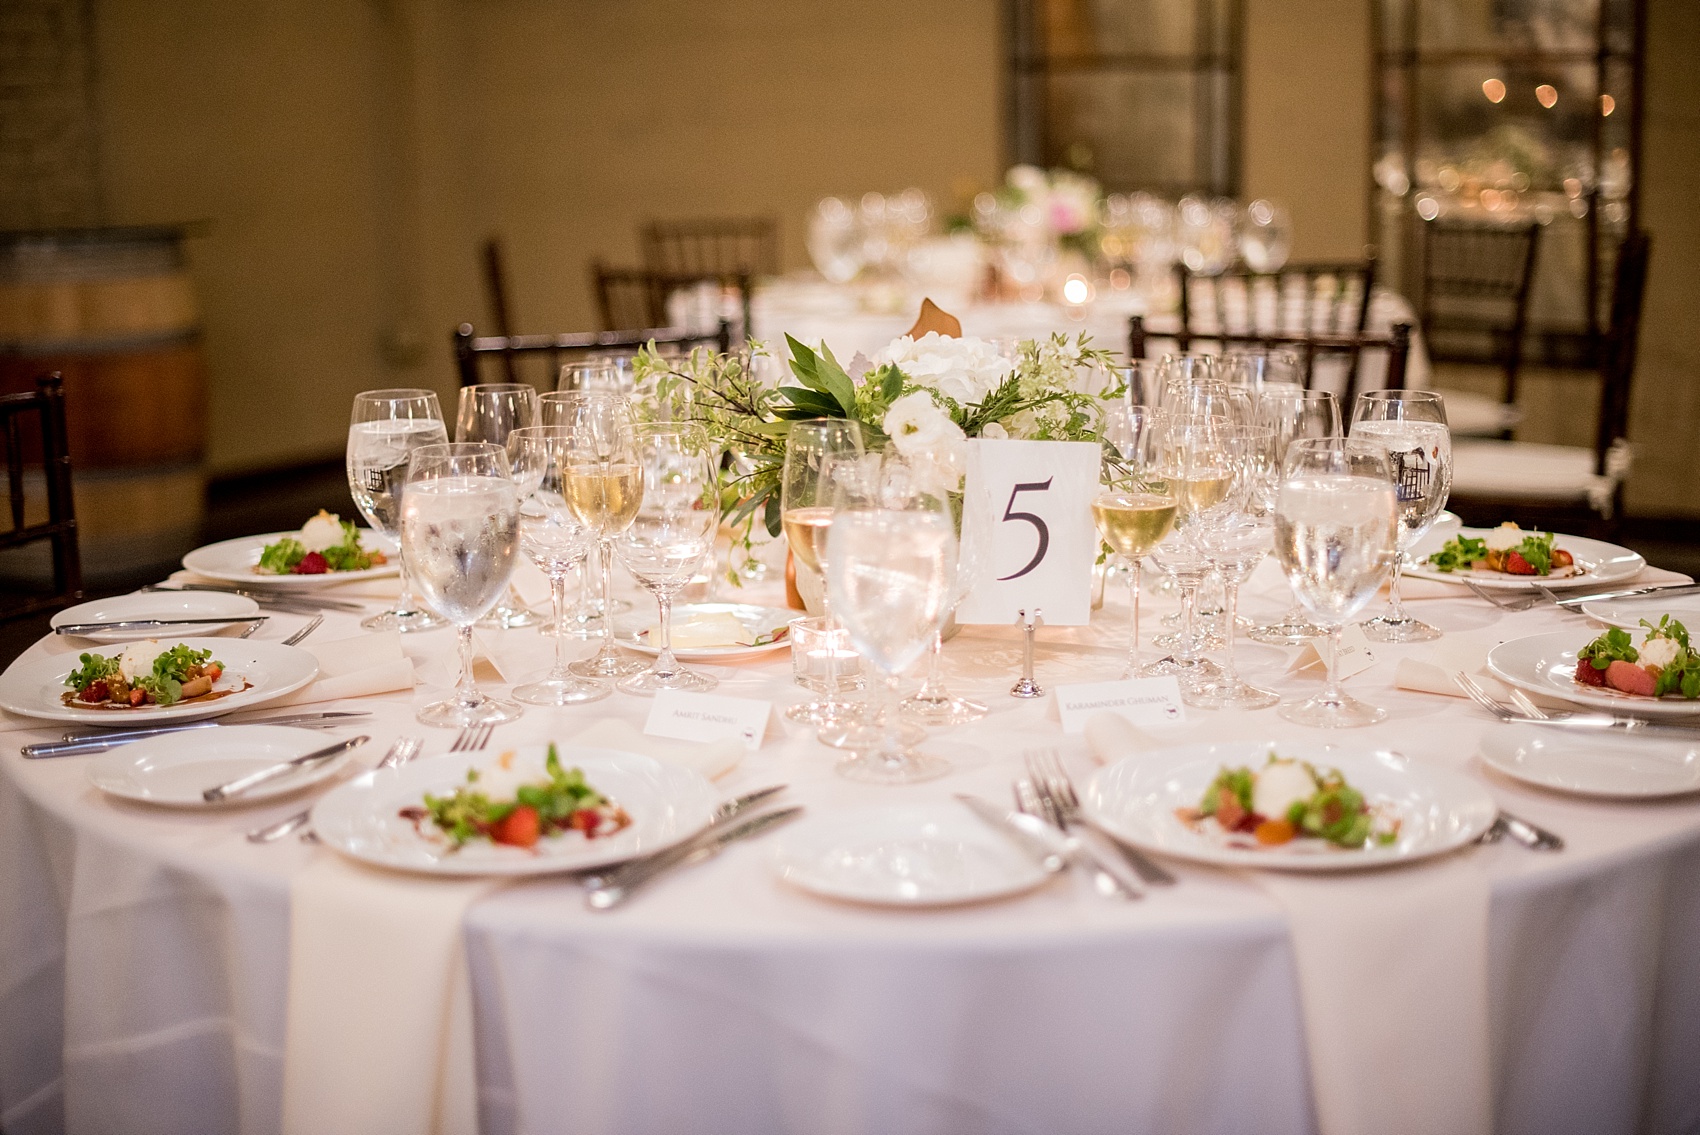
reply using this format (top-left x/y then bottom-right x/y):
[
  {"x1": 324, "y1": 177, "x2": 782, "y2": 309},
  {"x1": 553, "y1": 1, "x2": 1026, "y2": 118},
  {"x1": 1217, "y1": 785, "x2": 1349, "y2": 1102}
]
[{"x1": 873, "y1": 333, "x2": 1012, "y2": 406}]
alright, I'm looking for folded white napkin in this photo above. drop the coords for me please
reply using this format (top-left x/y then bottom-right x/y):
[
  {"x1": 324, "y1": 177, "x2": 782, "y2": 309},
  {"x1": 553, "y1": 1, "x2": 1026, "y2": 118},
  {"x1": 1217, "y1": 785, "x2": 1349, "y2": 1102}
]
[
  {"x1": 281, "y1": 719, "x2": 742, "y2": 1135},
  {"x1": 1260, "y1": 860, "x2": 1493, "y2": 1135},
  {"x1": 1392, "y1": 630, "x2": 1515, "y2": 699},
  {"x1": 1083, "y1": 711, "x2": 1158, "y2": 765},
  {"x1": 271, "y1": 630, "x2": 415, "y2": 706}
]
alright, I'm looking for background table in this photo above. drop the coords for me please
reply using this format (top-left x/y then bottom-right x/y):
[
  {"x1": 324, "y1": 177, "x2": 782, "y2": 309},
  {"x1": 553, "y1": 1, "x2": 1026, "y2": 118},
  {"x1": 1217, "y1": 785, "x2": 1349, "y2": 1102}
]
[{"x1": 3, "y1": 559, "x2": 1699, "y2": 1135}]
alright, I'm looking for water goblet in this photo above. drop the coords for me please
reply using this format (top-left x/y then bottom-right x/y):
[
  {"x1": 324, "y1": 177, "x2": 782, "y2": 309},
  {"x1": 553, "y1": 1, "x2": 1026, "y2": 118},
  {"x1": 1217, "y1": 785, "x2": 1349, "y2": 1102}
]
[
  {"x1": 347, "y1": 389, "x2": 449, "y2": 634},
  {"x1": 1350, "y1": 390, "x2": 1452, "y2": 643},
  {"x1": 1248, "y1": 387, "x2": 1343, "y2": 645},
  {"x1": 458, "y1": 382, "x2": 542, "y2": 630}
]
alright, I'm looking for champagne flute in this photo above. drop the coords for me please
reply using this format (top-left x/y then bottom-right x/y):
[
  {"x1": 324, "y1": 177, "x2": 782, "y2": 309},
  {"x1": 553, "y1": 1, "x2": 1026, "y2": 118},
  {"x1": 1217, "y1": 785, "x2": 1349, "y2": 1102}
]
[
  {"x1": 614, "y1": 424, "x2": 721, "y2": 695},
  {"x1": 544, "y1": 392, "x2": 648, "y2": 680},
  {"x1": 1189, "y1": 511, "x2": 1280, "y2": 709},
  {"x1": 1350, "y1": 390, "x2": 1452, "y2": 643},
  {"x1": 1248, "y1": 387, "x2": 1342, "y2": 644},
  {"x1": 827, "y1": 506, "x2": 957, "y2": 784},
  {"x1": 457, "y1": 383, "x2": 541, "y2": 630},
  {"x1": 402, "y1": 442, "x2": 525, "y2": 727},
  {"x1": 1092, "y1": 402, "x2": 1176, "y2": 678},
  {"x1": 779, "y1": 418, "x2": 865, "y2": 726},
  {"x1": 1273, "y1": 438, "x2": 1399, "y2": 727},
  {"x1": 506, "y1": 426, "x2": 608, "y2": 706},
  {"x1": 1145, "y1": 397, "x2": 1237, "y2": 678},
  {"x1": 347, "y1": 389, "x2": 449, "y2": 633}
]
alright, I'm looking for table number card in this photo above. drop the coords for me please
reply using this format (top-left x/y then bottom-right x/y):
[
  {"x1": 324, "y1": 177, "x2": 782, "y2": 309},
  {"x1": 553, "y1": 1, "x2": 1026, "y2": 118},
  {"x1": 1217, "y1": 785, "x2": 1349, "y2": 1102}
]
[
  {"x1": 954, "y1": 438, "x2": 1101, "y2": 627},
  {"x1": 1288, "y1": 624, "x2": 1379, "y2": 681},
  {"x1": 1054, "y1": 676, "x2": 1187, "y2": 734},
  {"x1": 645, "y1": 690, "x2": 774, "y2": 752}
]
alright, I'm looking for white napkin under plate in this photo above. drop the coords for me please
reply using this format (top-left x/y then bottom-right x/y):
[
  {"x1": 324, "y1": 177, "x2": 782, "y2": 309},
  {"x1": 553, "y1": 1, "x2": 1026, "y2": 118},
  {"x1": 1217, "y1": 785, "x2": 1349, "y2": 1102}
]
[
  {"x1": 281, "y1": 719, "x2": 743, "y2": 1135},
  {"x1": 1393, "y1": 630, "x2": 1516, "y2": 700},
  {"x1": 270, "y1": 630, "x2": 415, "y2": 706}
]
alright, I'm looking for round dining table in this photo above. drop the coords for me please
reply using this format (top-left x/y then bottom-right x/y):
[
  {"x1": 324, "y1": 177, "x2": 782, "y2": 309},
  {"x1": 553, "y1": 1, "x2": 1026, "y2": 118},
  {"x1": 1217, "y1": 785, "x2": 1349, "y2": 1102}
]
[{"x1": 2, "y1": 555, "x2": 1698, "y2": 1135}]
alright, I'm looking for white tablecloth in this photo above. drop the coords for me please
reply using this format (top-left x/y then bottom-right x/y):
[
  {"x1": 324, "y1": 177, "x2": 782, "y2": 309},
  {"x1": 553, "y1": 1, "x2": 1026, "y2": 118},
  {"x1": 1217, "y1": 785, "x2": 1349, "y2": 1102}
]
[{"x1": 4, "y1": 556, "x2": 1700, "y2": 1135}]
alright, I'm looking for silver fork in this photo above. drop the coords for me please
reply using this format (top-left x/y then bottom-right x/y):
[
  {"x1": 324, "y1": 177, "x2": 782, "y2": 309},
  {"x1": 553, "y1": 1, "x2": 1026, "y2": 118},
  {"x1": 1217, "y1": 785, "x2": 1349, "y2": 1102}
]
[
  {"x1": 282, "y1": 614, "x2": 324, "y2": 646},
  {"x1": 1026, "y1": 749, "x2": 1176, "y2": 886},
  {"x1": 238, "y1": 618, "x2": 265, "y2": 638},
  {"x1": 451, "y1": 721, "x2": 496, "y2": 752},
  {"x1": 247, "y1": 735, "x2": 423, "y2": 843},
  {"x1": 1453, "y1": 672, "x2": 1521, "y2": 721},
  {"x1": 1464, "y1": 579, "x2": 1543, "y2": 612},
  {"x1": 1507, "y1": 688, "x2": 1550, "y2": 719}
]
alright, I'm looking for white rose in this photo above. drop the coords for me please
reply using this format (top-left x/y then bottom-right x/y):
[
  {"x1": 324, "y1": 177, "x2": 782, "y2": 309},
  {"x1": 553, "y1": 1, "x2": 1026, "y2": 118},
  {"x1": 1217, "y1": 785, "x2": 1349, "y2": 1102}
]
[
  {"x1": 980, "y1": 422, "x2": 1008, "y2": 440},
  {"x1": 883, "y1": 391, "x2": 968, "y2": 489}
]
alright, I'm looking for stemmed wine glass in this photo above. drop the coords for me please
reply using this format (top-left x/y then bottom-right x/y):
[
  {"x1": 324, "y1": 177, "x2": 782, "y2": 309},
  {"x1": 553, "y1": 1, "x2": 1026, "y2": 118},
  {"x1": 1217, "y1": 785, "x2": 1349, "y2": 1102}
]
[
  {"x1": 1350, "y1": 390, "x2": 1452, "y2": 643},
  {"x1": 1273, "y1": 438, "x2": 1399, "y2": 727},
  {"x1": 347, "y1": 389, "x2": 449, "y2": 634},
  {"x1": 505, "y1": 426, "x2": 608, "y2": 706},
  {"x1": 614, "y1": 424, "x2": 721, "y2": 695},
  {"x1": 1092, "y1": 403, "x2": 1176, "y2": 678},
  {"x1": 402, "y1": 442, "x2": 525, "y2": 727},
  {"x1": 827, "y1": 503, "x2": 958, "y2": 784},
  {"x1": 1248, "y1": 387, "x2": 1343, "y2": 645},
  {"x1": 457, "y1": 382, "x2": 541, "y2": 630},
  {"x1": 779, "y1": 419, "x2": 865, "y2": 726},
  {"x1": 543, "y1": 392, "x2": 648, "y2": 680}
]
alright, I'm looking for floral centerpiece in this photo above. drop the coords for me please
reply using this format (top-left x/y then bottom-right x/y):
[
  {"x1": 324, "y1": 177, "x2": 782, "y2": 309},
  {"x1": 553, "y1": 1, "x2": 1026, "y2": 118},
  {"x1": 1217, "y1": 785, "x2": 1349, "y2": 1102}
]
[
  {"x1": 635, "y1": 313, "x2": 1121, "y2": 582},
  {"x1": 994, "y1": 165, "x2": 1103, "y2": 256}
]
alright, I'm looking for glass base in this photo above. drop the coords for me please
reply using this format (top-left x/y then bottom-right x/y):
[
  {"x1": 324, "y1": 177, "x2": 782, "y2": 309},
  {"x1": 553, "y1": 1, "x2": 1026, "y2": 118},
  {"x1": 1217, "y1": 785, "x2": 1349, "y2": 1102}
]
[
  {"x1": 513, "y1": 674, "x2": 610, "y2": 706},
  {"x1": 1184, "y1": 678, "x2": 1281, "y2": 710},
  {"x1": 900, "y1": 692, "x2": 988, "y2": 726},
  {"x1": 834, "y1": 747, "x2": 951, "y2": 785},
  {"x1": 568, "y1": 651, "x2": 647, "y2": 678},
  {"x1": 617, "y1": 665, "x2": 717, "y2": 696},
  {"x1": 416, "y1": 692, "x2": 525, "y2": 728},
  {"x1": 1277, "y1": 691, "x2": 1386, "y2": 728},
  {"x1": 1248, "y1": 619, "x2": 1326, "y2": 646},
  {"x1": 363, "y1": 605, "x2": 446, "y2": 633},
  {"x1": 784, "y1": 696, "x2": 864, "y2": 727},
  {"x1": 1361, "y1": 612, "x2": 1443, "y2": 643},
  {"x1": 820, "y1": 719, "x2": 926, "y2": 751},
  {"x1": 1154, "y1": 629, "x2": 1226, "y2": 651},
  {"x1": 478, "y1": 602, "x2": 538, "y2": 630},
  {"x1": 1140, "y1": 655, "x2": 1222, "y2": 681}
]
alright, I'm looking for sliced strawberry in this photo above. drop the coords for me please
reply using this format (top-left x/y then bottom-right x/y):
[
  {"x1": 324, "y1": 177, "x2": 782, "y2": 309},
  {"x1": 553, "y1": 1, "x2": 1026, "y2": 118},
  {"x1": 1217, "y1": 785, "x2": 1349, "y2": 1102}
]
[
  {"x1": 489, "y1": 805, "x2": 540, "y2": 848},
  {"x1": 293, "y1": 551, "x2": 329, "y2": 575},
  {"x1": 1605, "y1": 659, "x2": 1657, "y2": 697},
  {"x1": 1504, "y1": 551, "x2": 1537, "y2": 575},
  {"x1": 1574, "y1": 661, "x2": 1608, "y2": 687},
  {"x1": 569, "y1": 808, "x2": 602, "y2": 836}
]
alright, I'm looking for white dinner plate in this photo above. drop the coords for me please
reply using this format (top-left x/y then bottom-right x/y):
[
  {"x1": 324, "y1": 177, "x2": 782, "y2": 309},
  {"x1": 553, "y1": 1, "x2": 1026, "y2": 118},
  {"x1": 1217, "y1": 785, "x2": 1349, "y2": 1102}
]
[
  {"x1": 1429, "y1": 510, "x2": 1462, "y2": 541},
  {"x1": 1487, "y1": 631, "x2": 1700, "y2": 717},
  {"x1": 615, "y1": 602, "x2": 795, "y2": 661},
  {"x1": 0, "y1": 638, "x2": 319, "y2": 725},
  {"x1": 771, "y1": 805, "x2": 1054, "y2": 906},
  {"x1": 87, "y1": 725, "x2": 365, "y2": 807},
  {"x1": 1083, "y1": 742, "x2": 1496, "y2": 872},
  {"x1": 1403, "y1": 527, "x2": 1645, "y2": 591},
  {"x1": 51, "y1": 591, "x2": 261, "y2": 643},
  {"x1": 1578, "y1": 593, "x2": 1700, "y2": 631},
  {"x1": 182, "y1": 530, "x2": 398, "y2": 586},
  {"x1": 312, "y1": 744, "x2": 718, "y2": 876},
  {"x1": 1478, "y1": 723, "x2": 1700, "y2": 799}
]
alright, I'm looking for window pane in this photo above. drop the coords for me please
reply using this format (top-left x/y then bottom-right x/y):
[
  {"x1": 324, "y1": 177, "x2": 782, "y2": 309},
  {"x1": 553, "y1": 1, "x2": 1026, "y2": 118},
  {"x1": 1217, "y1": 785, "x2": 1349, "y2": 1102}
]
[
  {"x1": 1415, "y1": 0, "x2": 1600, "y2": 55},
  {"x1": 1044, "y1": 71, "x2": 1201, "y2": 189}
]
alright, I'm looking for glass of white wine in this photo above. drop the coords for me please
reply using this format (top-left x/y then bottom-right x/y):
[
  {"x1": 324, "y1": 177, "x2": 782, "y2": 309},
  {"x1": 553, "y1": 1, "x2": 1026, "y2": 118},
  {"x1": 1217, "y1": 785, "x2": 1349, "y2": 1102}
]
[
  {"x1": 613, "y1": 424, "x2": 721, "y2": 695},
  {"x1": 505, "y1": 426, "x2": 608, "y2": 706},
  {"x1": 1350, "y1": 389, "x2": 1452, "y2": 643},
  {"x1": 1144, "y1": 396, "x2": 1238, "y2": 679},
  {"x1": 1093, "y1": 403, "x2": 1176, "y2": 677},
  {"x1": 402, "y1": 442, "x2": 524, "y2": 728},
  {"x1": 457, "y1": 382, "x2": 541, "y2": 631},
  {"x1": 779, "y1": 418, "x2": 865, "y2": 726},
  {"x1": 544, "y1": 391, "x2": 648, "y2": 680},
  {"x1": 347, "y1": 389, "x2": 449, "y2": 634},
  {"x1": 1273, "y1": 438, "x2": 1399, "y2": 728}
]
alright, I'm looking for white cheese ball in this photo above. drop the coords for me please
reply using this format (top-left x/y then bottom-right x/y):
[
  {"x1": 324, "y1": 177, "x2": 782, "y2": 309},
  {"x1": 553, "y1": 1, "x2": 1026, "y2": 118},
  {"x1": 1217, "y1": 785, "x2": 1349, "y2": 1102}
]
[
  {"x1": 1253, "y1": 759, "x2": 1318, "y2": 820},
  {"x1": 118, "y1": 640, "x2": 165, "y2": 684},
  {"x1": 299, "y1": 510, "x2": 346, "y2": 553},
  {"x1": 1640, "y1": 636, "x2": 1682, "y2": 672},
  {"x1": 1484, "y1": 523, "x2": 1536, "y2": 551}
]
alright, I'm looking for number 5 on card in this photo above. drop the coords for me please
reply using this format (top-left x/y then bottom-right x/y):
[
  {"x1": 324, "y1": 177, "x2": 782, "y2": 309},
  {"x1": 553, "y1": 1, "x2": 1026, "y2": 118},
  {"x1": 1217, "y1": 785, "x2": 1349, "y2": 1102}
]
[{"x1": 954, "y1": 438, "x2": 1100, "y2": 626}]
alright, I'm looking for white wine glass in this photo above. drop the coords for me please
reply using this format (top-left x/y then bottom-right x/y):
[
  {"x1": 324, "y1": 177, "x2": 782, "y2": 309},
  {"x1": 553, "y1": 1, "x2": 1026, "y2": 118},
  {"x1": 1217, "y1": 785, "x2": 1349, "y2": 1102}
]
[
  {"x1": 1248, "y1": 387, "x2": 1342, "y2": 645},
  {"x1": 614, "y1": 424, "x2": 721, "y2": 695},
  {"x1": 347, "y1": 389, "x2": 449, "y2": 634},
  {"x1": 1350, "y1": 389, "x2": 1452, "y2": 643},
  {"x1": 827, "y1": 506, "x2": 957, "y2": 784},
  {"x1": 506, "y1": 426, "x2": 608, "y2": 706},
  {"x1": 1093, "y1": 403, "x2": 1176, "y2": 678},
  {"x1": 1273, "y1": 438, "x2": 1398, "y2": 728},
  {"x1": 457, "y1": 382, "x2": 541, "y2": 630},
  {"x1": 402, "y1": 442, "x2": 525, "y2": 728},
  {"x1": 779, "y1": 418, "x2": 865, "y2": 726},
  {"x1": 1238, "y1": 199, "x2": 1292, "y2": 273}
]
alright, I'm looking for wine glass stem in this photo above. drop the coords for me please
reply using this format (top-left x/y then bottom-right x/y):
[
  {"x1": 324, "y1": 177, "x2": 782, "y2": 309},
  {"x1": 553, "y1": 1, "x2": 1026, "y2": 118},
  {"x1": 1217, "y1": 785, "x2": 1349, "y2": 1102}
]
[
  {"x1": 596, "y1": 540, "x2": 617, "y2": 659},
  {"x1": 1219, "y1": 574, "x2": 1242, "y2": 686},
  {"x1": 1127, "y1": 556, "x2": 1142, "y2": 673},
  {"x1": 653, "y1": 590, "x2": 680, "y2": 678},
  {"x1": 915, "y1": 630, "x2": 947, "y2": 701},
  {"x1": 1386, "y1": 559, "x2": 1409, "y2": 622},
  {"x1": 1177, "y1": 577, "x2": 1200, "y2": 663},
  {"x1": 397, "y1": 555, "x2": 419, "y2": 616},
  {"x1": 454, "y1": 625, "x2": 480, "y2": 706},
  {"x1": 820, "y1": 596, "x2": 840, "y2": 701},
  {"x1": 549, "y1": 568, "x2": 572, "y2": 679},
  {"x1": 1321, "y1": 625, "x2": 1344, "y2": 706},
  {"x1": 879, "y1": 671, "x2": 902, "y2": 761}
]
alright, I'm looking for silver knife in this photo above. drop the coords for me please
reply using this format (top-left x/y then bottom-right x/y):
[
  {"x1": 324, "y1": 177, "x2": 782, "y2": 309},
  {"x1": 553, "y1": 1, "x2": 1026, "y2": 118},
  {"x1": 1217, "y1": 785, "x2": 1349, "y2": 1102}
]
[
  {"x1": 577, "y1": 784, "x2": 787, "y2": 889},
  {"x1": 1554, "y1": 582, "x2": 1700, "y2": 607},
  {"x1": 586, "y1": 806, "x2": 803, "y2": 910},
  {"x1": 55, "y1": 616, "x2": 270, "y2": 635},
  {"x1": 202, "y1": 734, "x2": 370, "y2": 802},
  {"x1": 150, "y1": 584, "x2": 367, "y2": 613},
  {"x1": 956, "y1": 794, "x2": 1069, "y2": 873},
  {"x1": 1493, "y1": 811, "x2": 1564, "y2": 851},
  {"x1": 1506, "y1": 713, "x2": 1700, "y2": 738},
  {"x1": 22, "y1": 712, "x2": 374, "y2": 759}
]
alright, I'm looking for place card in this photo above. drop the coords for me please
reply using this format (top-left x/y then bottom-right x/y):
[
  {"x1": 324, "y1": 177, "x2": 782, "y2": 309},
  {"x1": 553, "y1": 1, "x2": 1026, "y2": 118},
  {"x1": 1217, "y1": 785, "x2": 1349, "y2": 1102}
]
[
  {"x1": 644, "y1": 690, "x2": 774, "y2": 752},
  {"x1": 1053, "y1": 676, "x2": 1186, "y2": 734},
  {"x1": 1288, "y1": 624, "x2": 1379, "y2": 681}
]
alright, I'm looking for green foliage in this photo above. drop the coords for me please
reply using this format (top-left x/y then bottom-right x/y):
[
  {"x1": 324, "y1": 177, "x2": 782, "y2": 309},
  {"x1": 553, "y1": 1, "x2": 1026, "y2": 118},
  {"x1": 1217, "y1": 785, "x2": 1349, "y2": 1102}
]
[
  {"x1": 1426, "y1": 535, "x2": 1487, "y2": 573},
  {"x1": 1578, "y1": 625, "x2": 1639, "y2": 670},
  {"x1": 423, "y1": 743, "x2": 609, "y2": 847},
  {"x1": 66, "y1": 652, "x2": 119, "y2": 689}
]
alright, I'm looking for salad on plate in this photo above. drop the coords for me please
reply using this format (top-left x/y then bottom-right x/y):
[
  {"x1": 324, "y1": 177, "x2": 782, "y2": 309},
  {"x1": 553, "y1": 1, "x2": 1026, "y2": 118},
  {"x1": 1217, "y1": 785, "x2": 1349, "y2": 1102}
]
[
  {"x1": 400, "y1": 743, "x2": 632, "y2": 850},
  {"x1": 1426, "y1": 522, "x2": 1576, "y2": 578},
  {"x1": 1177, "y1": 751, "x2": 1401, "y2": 850},
  {"x1": 64, "y1": 641, "x2": 232, "y2": 708},
  {"x1": 1575, "y1": 616, "x2": 1700, "y2": 700},
  {"x1": 257, "y1": 510, "x2": 386, "y2": 576}
]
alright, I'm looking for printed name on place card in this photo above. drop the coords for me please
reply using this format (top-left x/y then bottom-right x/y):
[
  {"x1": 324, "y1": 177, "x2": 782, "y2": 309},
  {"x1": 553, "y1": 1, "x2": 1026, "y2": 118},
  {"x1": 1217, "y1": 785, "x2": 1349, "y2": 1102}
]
[
  {"x1": 644, "y1": 690, "x2": 773, "y2": 752},
  {"x1": 1053, "y1": 676, "x2": 1186, "y2": 734}
]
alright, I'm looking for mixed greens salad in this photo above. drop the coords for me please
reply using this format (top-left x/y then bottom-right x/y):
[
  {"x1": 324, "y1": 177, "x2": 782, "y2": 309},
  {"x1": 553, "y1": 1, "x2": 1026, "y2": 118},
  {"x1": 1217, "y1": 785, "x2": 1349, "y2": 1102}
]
[
  {"x1": 258, "y1": 511, "x2": 384, "y2": 575},
  {"x1": 65, "y1": 642, "x2": 224, "y2": 708},
  {"x1": 403, "y1": 743, "x2": 631, "y2": 849},
  {"x1": 1425, "y1": 525, "x2": 1574, "y2": 577},
  {"x1": 1576, "y1": 615, "x2": 1700, "y2": 699},
  {"x1": 1181, "y1": 752, "x2": 1400, "y2": 850}
]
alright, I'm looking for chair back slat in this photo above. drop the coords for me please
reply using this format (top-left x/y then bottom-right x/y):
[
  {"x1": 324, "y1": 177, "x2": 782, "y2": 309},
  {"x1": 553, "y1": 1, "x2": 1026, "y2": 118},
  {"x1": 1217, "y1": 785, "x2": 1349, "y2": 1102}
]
[
  {"x1": 641, "y1": 217, "x2": 779, "y2": 279},
  {"x1": 1420, "y1": 218, "x2": 1540, "y2": 420},
  {"x1": 452, "y1": 322, "x2": 733, "y2": 390},
  {"x1": 0, "y1": 373, "x2": 83, "y2": 620},
  {"x1": 1594, "y1": 230, "x2": 1651, "y2": 476}
]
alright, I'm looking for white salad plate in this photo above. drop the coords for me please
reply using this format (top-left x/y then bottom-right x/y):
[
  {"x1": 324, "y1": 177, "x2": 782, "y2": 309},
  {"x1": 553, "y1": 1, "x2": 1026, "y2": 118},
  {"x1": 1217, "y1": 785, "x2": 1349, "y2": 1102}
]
[
  {"x1": 87, "y1": 726, "x2": 365, "y2": 807},
  {"x1": 51, "y1": 591, "x2": 261, "y2": 642},
  {"x1": 312, "y1": 744, "x2": 719, "y2": 876},
  {"x1": 1487, "y1": 631, "x2": 1700, "y2": 718},
  {"x1": 1403, "y1": 527, "x2": 1645, "y2": 591},
  {"x1": 771, "y1": 805, "x2": 1054, "y2": 907},
  {"x1": 182, "y1": 530, "x2": 398, "y2": 586},
  {"x1": 0, "y1": 638, "x2": 319, "y2": 725},
  {"x1": 1083, "y1": 742, "x2": 1497, "y2": 872},
  {"x1": 615, "y1": 602, "x2": 795, "y2": 661},
  {"x1": 1578, "y1": 594, "x2": 1700, "y2": 631},
  {"x1": 1478, "y1": 723, "x2": 1700, "y2": 799}
]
